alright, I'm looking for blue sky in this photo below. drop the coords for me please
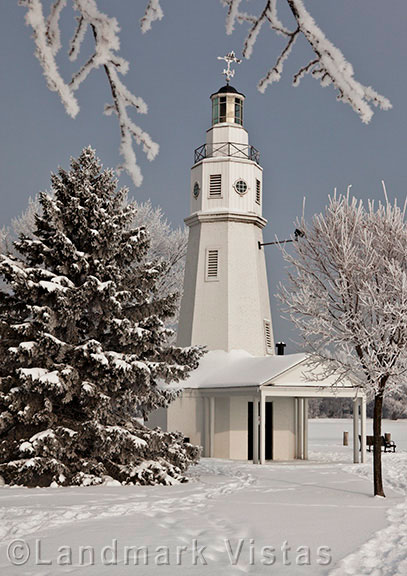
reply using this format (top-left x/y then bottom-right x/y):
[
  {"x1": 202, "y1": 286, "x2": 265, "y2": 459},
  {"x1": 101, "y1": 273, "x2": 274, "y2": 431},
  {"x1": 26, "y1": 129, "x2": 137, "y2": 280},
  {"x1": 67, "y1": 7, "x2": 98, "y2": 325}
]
[{"x1": 1, "y1": 1, "x2": 406, "y2": 348}]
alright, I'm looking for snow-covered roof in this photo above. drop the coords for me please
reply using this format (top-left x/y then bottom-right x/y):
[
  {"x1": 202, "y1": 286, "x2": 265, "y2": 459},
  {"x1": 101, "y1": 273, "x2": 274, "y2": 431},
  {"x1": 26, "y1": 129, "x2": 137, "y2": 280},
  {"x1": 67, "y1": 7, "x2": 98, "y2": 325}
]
[{"x1": 184, "y1": 350, "x2": 310, "y2": 389}]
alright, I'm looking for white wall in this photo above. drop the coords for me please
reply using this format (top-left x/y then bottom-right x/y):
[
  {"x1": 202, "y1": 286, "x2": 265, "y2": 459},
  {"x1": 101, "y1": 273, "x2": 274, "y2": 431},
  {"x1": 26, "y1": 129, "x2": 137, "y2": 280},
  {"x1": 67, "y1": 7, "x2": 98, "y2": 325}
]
[
  {"x1": 206, "y1": 123, "x2": 248, "y2": 147},
  {"x1": 214, "y1": 397, "x2": 230, "y2": 458},
  {"x1": 229, "y1": 396, "x2": 251, "y2": 460},
  {"x1": 272, "y1": 397, "x2": 296, "y2": 460},
  {"x1": 165, "y1": 393, "x2": 206, "y2": 449},
  {"x1": 190, "y1": 157, "x2": 263, "y2": 217}
]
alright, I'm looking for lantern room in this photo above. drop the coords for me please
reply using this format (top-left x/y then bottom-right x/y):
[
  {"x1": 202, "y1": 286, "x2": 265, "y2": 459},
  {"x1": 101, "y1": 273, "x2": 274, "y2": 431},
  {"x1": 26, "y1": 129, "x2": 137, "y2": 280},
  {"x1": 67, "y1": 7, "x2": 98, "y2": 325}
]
[{"x1": 211, "y1": 85, "x2": 245, "y2": 126}]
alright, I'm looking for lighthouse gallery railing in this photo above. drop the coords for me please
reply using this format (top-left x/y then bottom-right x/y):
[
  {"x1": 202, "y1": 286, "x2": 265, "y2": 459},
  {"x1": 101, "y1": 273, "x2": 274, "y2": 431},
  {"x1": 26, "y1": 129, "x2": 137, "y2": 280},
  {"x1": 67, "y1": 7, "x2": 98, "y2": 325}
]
[{"x1": 194, "y1": 142, "x2": 260, "y2": 164}]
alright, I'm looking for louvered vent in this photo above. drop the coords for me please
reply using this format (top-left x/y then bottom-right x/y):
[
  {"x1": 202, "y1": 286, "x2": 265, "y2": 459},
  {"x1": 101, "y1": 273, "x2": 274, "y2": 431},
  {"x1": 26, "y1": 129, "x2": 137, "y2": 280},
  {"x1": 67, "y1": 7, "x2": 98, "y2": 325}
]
[
  {"x1": 264, "y1": 320, "x2": 273, "y2": 353},
  {"x1": 209, "y1": 174, "x2": 222, "y2": 197},
  {"x1": 256, "y1": 179, "x2": 261, "y2": 204},
  {"x1": 206, "y1": 249, "x2": 219, "y2": 280}
]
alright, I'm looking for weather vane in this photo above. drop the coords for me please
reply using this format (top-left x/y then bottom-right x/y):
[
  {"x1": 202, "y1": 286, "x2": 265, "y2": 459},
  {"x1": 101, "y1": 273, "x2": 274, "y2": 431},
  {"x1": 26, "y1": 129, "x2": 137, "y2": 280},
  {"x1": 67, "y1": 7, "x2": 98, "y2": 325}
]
[{"x1": 217, "y1": 51, "x2": 242, "y2": 84}]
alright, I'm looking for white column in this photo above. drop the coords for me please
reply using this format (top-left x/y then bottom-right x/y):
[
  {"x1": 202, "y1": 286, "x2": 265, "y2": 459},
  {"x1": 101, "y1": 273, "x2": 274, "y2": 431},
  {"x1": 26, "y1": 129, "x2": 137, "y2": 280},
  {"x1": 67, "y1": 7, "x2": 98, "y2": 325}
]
[
  {"x1": 353, "y1": 398, "x2": 359, "y2": 464},
  {"x1": 360, "y1": 396, "x2": 367, "y2": 463},
  {"x1": 253, "y1": 396, "x2": 259, "y2": 464},
  {"x1": 204, "y1": 397, "x2": 210, "y2": 457},
  {"x1": 209, "y1": 397, "x2": 215, "y2": 458},
  {"x1": 260, "y1": 391, "x2": 266, "y2": 465},
  {"x1": 297, "y1": 398, "x2": 304, "y2": 460},
  {"x1": 303, "y1": 398, "x2": 309, "y2": 460},
  {"x1": 294, "y1": 398, "x2": 298, "y2": 458}
]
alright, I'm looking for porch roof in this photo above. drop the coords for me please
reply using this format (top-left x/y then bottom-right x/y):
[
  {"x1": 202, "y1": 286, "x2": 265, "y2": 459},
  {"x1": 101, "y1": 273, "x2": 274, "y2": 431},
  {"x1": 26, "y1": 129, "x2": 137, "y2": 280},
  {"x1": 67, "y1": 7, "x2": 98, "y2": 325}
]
[{"x1": 184, "y1": 349, "x2": 352, "y2": 390}]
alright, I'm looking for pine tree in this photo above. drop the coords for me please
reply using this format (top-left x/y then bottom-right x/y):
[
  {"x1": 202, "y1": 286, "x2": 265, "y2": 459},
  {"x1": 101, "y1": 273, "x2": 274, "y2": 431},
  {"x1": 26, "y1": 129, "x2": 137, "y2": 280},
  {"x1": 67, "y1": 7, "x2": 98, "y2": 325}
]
[
  {"x1": 0, "y1": 147, "x2": 203, "y2": 487},
  {"x1": 2, "y1": 194, "x2": 188, "y2": 329}
]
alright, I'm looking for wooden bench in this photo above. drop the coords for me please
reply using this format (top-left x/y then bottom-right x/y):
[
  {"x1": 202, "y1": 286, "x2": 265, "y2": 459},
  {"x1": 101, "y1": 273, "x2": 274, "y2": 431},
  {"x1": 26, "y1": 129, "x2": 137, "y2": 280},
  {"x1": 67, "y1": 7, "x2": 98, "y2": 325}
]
[
  {"x1": 359, "y1": 435, "x2": 396, "y2": 452},
  {"x1": 382, "y1": 435, "x2": 396, "y2": 453}
]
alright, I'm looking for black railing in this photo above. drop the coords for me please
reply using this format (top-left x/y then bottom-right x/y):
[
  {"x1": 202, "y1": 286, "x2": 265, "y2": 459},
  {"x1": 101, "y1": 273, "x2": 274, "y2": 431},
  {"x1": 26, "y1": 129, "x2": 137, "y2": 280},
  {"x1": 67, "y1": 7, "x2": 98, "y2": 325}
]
[{"x1": 194, "y1": 142, "x2": 260, "y2": 164}]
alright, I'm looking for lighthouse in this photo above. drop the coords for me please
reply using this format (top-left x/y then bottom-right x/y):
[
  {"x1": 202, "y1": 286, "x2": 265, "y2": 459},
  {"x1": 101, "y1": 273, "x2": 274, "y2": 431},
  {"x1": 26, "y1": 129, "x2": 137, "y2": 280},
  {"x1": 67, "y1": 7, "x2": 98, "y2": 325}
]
[
  {"x1": 149, "y1": 55, "x2": 365, "y2": 465},
  {"x1": 177, "y1": 53, "x2": 274, "y2": 356}
]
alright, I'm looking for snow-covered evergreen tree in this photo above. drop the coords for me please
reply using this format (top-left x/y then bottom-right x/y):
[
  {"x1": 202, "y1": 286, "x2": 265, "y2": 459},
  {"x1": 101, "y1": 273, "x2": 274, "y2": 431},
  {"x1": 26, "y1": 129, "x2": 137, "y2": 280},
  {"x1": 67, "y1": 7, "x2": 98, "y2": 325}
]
[
  {"x1": 3, "y1": 195, "x2": 188, "y2": 327},
  {"x1": 0, "y1": 147, "x2": 202, "y2": 487}
]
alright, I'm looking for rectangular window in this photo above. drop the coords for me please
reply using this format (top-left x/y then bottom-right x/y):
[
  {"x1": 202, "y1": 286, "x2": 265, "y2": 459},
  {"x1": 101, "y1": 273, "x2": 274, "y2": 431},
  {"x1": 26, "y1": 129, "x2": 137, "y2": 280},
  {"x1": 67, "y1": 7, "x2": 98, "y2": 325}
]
[
  {"x1": 212, "y1": 96, "x2": 219, "y2": 125},
  {"x1": 209, "y1": 174, "x2": 222, "y2": 197},
  {"x1": 235, "y1": 98, "x2": 243, "y2": 125},
  {"x1": 206, "y1": 249, "x2": 219, "y2": 281},
  {"x1": 256, "y1": 179, "x2": 261, "y2": 204},
  {"x1": 264, "y1": 320, "x2": 273, "y2": 354},
  {"x1": 219, "y1": 96, "x2": 227, "y2": 123}
]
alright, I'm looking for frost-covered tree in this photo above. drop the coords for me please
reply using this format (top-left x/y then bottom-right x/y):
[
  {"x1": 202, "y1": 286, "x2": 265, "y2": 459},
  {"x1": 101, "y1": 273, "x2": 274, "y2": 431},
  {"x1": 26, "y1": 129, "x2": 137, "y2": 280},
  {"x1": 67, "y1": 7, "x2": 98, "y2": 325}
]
[
  {"x1": 308, "y1": 398, "x2": 353, "y2": 419},
  {"x1": 279, "y1": 191, "x2": 407, "y2": 497},
  {"x1": 130, "y1": 201, "x2": 187, "y2": 312},
  {"x1": 19, "y1": 0, "x2": 391, "y2": 187},
  {"x1": 3, "y1": 194, "x2": 188, "y2": 326},
  {"x1": 378, "y1": 392, "x2": 407, "y2": 421},
  {"x1": 0, "y1": 227, "x2": 7, "y2": 256},
  {"x1": 0, "y1": 147, "x2": 202, "y2": 487},
  {"x1": 309, "y1": 394, "x2": 407, "y2": 420}
]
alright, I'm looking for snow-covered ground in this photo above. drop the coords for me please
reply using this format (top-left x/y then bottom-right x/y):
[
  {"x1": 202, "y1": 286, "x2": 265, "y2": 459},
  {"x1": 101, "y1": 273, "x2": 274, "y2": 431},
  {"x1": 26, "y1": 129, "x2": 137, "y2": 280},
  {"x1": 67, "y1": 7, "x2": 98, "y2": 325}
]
[
  {"x1": 310, "y1": 419, "x2": 407, "y2": 576},
  {"x1": 0, "y1": 418, "x2": 406, "y2": 575}
]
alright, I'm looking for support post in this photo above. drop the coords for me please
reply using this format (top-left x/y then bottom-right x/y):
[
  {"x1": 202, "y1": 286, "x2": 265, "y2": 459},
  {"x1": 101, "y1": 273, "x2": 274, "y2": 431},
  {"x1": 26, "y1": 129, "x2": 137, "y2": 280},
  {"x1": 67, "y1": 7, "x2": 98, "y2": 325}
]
[
  {"x1": 294, "y1": 398, "x2": 298, "y2": 458},
  {"x1": 360, "y1": 396, "x2": 367, "y2": 463},
  {"x1": 253, "y1": 396, "x2": 259, "y2": 464},
  {"x1": 204, "y1": 397, "x2": 210, "y2": 457},
  {"x1": 353, "y1": 398, "x2": 359, "y2": 463},
  {"x1": 303, "y1": 398, "x2": 309, "y2": 460},
  {"x1": 260, "y1": 391, "x2": 265, "y2": 465},
  {"x1": 297, "y1": 398, "x2": 304, "y2": 460},
  {"x1": 209, "y1": 396, "x2": 215, "y2": 458}
]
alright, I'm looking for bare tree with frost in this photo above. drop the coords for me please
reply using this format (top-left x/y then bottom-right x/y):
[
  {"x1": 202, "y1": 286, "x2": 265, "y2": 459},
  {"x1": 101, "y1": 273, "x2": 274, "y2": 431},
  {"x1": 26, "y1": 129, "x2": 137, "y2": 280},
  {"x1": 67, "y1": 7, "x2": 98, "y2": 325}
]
[
  {"x1": 0, "y1": 228, "x2": 7, "y2": 256},
  {"x1": 279, "y1": 191, "x2": 407, "y2": 497},
  {"x1": 20, "y1": 0, "x2": 391, "y2": 187}
]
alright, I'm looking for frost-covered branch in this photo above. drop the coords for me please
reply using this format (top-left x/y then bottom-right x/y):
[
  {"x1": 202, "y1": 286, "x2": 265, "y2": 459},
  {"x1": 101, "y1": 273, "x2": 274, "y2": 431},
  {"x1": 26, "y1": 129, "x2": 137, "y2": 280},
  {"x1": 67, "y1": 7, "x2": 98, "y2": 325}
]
[
  {"x1": 222, "y1": 0, "x2": 392, "y2": 123},
  {"x1": 20, "y1": 0, "x2": 79, "y2": 118},
  {"x1": 20, "y1": 0, "x2": 159, "y2": 187},
  {"x1": 140, "y1": 0, "x2": 163, "y2": 34}
]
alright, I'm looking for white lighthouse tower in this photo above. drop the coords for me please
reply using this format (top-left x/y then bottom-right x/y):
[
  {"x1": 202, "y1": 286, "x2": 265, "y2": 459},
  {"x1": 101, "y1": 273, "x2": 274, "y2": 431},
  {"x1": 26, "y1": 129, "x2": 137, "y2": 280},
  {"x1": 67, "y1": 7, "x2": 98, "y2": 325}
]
[{"x1": 177, "y1": 53, "x2": 274, "y2": 356}]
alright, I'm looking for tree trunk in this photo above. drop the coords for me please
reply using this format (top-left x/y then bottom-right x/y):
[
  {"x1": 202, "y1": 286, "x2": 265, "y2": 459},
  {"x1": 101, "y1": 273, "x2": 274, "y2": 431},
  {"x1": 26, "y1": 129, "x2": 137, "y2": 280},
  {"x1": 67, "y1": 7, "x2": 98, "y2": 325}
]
[{"x1": 373, "y1": 393, "x2": 385, "y2": 497}]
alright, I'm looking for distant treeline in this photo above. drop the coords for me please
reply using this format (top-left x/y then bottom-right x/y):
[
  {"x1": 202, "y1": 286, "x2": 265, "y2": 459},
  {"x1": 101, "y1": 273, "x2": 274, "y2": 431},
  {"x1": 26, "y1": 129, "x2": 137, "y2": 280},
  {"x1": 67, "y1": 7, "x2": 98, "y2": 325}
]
[{"x1": 309, "y1": 396, "x2": 407, "y2": 420}]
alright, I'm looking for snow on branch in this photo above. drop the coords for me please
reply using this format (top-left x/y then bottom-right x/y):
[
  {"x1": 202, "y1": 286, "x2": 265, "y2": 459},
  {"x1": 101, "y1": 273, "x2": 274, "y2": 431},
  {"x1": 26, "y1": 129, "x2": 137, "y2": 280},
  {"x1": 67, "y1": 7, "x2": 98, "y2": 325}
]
[
  {"x1": 140, "y1": 0, "x2": 164, "y2": 34},
  {"x1": 20, "y1": 0, "x2": 79, "y2": 118},
  {"x1": 20, "y1": 0, "x2": 159, "y2": 187},
  {"x1": 221, "y1": 0, "x2": 392, "y2": 123}
]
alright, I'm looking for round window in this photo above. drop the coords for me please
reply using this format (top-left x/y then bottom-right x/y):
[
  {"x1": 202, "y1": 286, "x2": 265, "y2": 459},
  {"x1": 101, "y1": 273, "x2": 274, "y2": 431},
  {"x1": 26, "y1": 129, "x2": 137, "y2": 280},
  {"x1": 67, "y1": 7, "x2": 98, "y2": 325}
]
[
  {"x1": 234, "y1": 179, "x2": 248, "y2": 195},
  {"x1": 193, "y1": 182, "x2": 200, "y2": 198}
]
